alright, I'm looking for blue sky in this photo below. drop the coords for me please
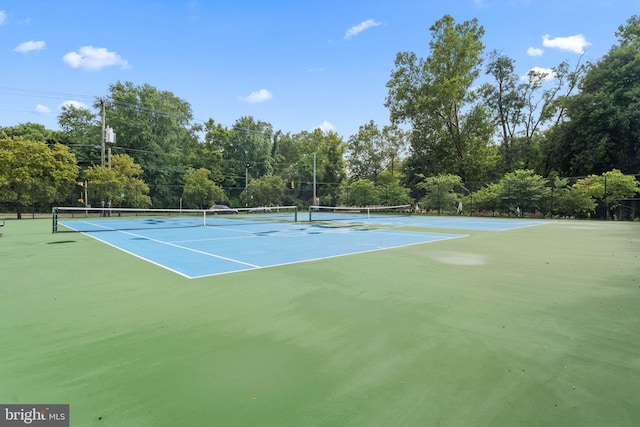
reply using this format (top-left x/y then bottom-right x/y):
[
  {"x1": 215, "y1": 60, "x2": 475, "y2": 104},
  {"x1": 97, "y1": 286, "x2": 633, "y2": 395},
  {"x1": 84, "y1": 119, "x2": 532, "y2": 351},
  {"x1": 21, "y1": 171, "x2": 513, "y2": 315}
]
[{"x1": 1, "y1": 0, "x2": 638, "y2": 138}]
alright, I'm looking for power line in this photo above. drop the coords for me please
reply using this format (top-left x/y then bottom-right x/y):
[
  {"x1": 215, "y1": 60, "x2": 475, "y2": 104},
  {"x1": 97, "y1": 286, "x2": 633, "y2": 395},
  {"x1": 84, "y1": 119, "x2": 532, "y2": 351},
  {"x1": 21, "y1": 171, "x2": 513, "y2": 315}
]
[{"x1": 0, "y1": 86, "x2": 274, "y2": 134}]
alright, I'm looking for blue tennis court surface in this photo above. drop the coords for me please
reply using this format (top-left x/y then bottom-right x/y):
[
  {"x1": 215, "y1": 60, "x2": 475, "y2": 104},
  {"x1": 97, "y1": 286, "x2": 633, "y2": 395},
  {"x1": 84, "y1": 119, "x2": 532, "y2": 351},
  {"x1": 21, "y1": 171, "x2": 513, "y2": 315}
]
[
  {"x1": 59, "y1": 214, "x2": 547, "y2": 278},
  {"x1": 309, "y1": 214, "x2": 548, "y2": 231},
  {"x1": 66, "y1": 221, "x2": 466, "y2": 278}
]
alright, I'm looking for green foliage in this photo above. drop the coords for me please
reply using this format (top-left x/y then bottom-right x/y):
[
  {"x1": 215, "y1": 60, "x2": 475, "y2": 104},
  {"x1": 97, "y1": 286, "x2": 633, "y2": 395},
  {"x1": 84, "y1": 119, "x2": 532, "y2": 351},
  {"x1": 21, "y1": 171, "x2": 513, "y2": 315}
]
[
  {"x1": 481, "y1": 49, "x2": 585, "y2": 176},
  {"x1": 0, "y1": 135, "x2": 79, "y2": 218},
  {"x1": 346, "y1": 121, "x2": 409, "y2": 183},
  {"x1": 375, "y1": 171, "x2": 413, "y2": 206},
  {"x1": 347, "y1": 179, "x2": 379, "y2": 206},
  {"x1": 294, "y1": 129, "x2": 347, "y2": 206},
  {"x1": 100, "y1": 81, "x2": 200, "y2": 207},
  {"x1": 181, "y1": 168, "x2": 225, "y2": 209},
  {"x1": 191, "y1": 119, "x2": 225, "y2": 183},
  {"x1": 57, "y1": 104, "x2": 100, "y2": 166},
  {"x1": 347, "y1": 121, "x2": 387, "y2": 181},
  {"x1": 548, "y1": 16, "x2": 640, "y2": 175},
  {"x1": 467, "y1": 182, "x2": 501, "y2": 213},
  {"x1": 548, "y1": 178, "x2": 596, "y2": 216},
  {"x1": 417, "y1": 173, "x2": 464, "y2": 211},
  {"x1": 466, "y1": 169, "x2": 638, "y2": 217},
  {"x1": 467, "y1": 169, "x2": 551, "y2": 214},
  {"x1": 240, "y1": 175, "x2": 285, "y2": 207},
  {"x1": 615, "y1": 14, "x2": 640, "y2": 45},
  {"x1": 499, "y1": 169, "x2": 550, "y2": 211},
  {"x1": 0, "y1": 122, "x2": 66, "y2": 145},
  {"x1": 574, "y1": 169, "x2": 640, "y2": 210},
  {"x1": 83, "y1": 154, "x2": 151, "y2": 208},
  {"x1": 386, "y1": 14, "x2": 497, "y2": 182},
  {"x1": 480, "y1": 50, "x2": 524, "y2": 153},
  {"x1": 226, "y1": 116, "x2": 274, "y2": 180}
]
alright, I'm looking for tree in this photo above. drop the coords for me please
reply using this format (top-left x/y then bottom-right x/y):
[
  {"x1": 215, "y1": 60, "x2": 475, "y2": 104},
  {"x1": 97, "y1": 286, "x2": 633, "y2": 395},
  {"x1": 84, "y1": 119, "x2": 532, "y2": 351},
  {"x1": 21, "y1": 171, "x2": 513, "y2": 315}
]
[
  {"x1": 240, "y1": 175, "x2": 285, "y2": 207},
  {"x1": 0, "y1": 135, "x2": 79, "y2": 218},
  {"x1": 347, "y1": 180, "x2": 379, "y2": 206},
  {"x1": 547, "y1": 16, "x2": 640, "y2": 176},
  {"x1": 0, "y1": 122, "x2": 66, "y2": 145},
  {"x1": 574, "y1": 169, "x2": 640, "y2": 217},
  {"x1": 181, "y1": 168, "x2": 226, "y2": 209},
  {"x1": 386, "y1": 14, "x2": 497, "y2": 183},
  {"x1": 467, "y1": 170, "x2": 551, "y2": 215},
  {"x1": 480, "y1": 50, "x2": 525, "y2": 172},
  {"x1": 228, "y1": 116, "x2": 274, "y2": 176},
  {"x1": 318, "y1": 131, "x2": 347, "y2": 206},
  {"x1": 57, "y1": 104, "x2": 101, "y2": 167},
  {"x1": 547, "y1": 177, "x2": 596, "y2": 217},
  {"x1": 346, "y1": 121, "x2": 409, "y2": 182},
  {"x1": 417, "y1": 173, "x2": 465, "y2": 213},
  {"x1": 83, "y1": 154, "x2": 151, "y2": 208},
  {"x1": 347, "y1": 121, "x2": 387, "y2": 182},
  {"x1": 498, "y1": 169, "x2": 550, "y2": 213},
  {"x1": 381, "y1": 125, "x2": 410, "y2": 178},
  {"x1": 480, "y1": 51, "x2": 584, "y2": 174},
  {"x1": 293, "y1": 129, "x2": 347, "y2": 206},
  {"x1": 467, "y1": 182, "x2": 501, "y2": 214},
  {"x1": 100, "y1": 81, "x2": 201, "y2": 207},
  {"x1": 375, "y1": 171, "x2": 413, "y2": 207},
  {"x1": 217, "y1": 116, "x2": 274, "y2": 204}
]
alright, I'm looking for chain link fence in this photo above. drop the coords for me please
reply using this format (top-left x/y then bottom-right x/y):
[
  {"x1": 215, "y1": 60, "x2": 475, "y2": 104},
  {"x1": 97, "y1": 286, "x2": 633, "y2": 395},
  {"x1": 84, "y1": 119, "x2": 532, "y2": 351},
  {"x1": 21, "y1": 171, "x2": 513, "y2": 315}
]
[{"x1": 2, "y1": 174, "x2": 639, "y2": 220}]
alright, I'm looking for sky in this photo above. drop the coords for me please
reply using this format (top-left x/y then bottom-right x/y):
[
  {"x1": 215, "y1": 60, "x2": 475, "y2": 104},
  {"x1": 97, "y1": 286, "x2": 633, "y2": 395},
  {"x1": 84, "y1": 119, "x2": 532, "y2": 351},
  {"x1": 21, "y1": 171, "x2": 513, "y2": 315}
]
[{"x1": 1, "y1": 0, "x2": 639, "y2": 139}]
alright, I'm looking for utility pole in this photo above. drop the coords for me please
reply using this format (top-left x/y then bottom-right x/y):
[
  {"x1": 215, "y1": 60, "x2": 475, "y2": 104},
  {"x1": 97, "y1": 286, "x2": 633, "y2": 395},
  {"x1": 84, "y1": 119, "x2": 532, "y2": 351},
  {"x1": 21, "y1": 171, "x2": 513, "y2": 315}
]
[
  {"x1": 101, "y1": 100, "x2": 106, "y2": 167},
  {"x1": 105, "y1": 126, "x2": 116, "y2": 168},
  {"x1": 245, "y1": 163, "x2": 250, "y2": 207},
  {"x1": 313, "y1": 153, "x2": 317, "y2": 206}
]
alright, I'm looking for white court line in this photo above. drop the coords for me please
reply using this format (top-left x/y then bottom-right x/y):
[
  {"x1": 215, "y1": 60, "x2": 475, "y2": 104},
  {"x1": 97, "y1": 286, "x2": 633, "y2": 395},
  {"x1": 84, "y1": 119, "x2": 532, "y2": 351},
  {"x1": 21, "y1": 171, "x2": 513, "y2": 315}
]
[
  {"x1": 63, "y1": 220, "x2": 469, "y2": 279},
  {"x1": 172, "y1": 235, "x2": 256, "y2": 244},
  {"x1": 65, "y1": 221, "x2": 261, "y2": 270},
  {"x1": 115, "y1": 229, "x2": 261, "y2": 268},
  {"x1": 189, "y1": 234, "x2": 469, "y2": 279}
]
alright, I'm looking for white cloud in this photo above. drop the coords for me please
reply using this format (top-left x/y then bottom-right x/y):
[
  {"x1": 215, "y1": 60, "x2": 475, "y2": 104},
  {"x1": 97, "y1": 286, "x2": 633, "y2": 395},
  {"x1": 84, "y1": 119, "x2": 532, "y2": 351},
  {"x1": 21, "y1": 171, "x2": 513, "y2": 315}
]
[
  {"x1": 240, "y1": 89, "x2": 272, "y2": 103},
  {"x1": 63, "y1": 46, "x2": 130, "y2": 70},
  {"x1": 35, "y1": 104, "x2": 51, "y2": 114},
  {"x1": 14, "y1": 40, "x2": 46, "y2": 53},
  {"x1": 542, "y1": 34, "x2": 590, "y2": 54},
  {"x1": 60, "y1": 100, "x2": 88, "y2": 110},
  {"x1": 316, "y1": 121, "x2": 335, "y2": 132},
  {"x1": 527, "y1": 47, "x2": 544, "y2": 56},
  {"x1": 0, "y1": 10, "x2": 7, "y2": 25},
  {"x1": 523, "y1": 66, "x2": 556, "y2": 82},
  {"x1": 344, "y1": 19, "x2": 381, "y2": 40}
]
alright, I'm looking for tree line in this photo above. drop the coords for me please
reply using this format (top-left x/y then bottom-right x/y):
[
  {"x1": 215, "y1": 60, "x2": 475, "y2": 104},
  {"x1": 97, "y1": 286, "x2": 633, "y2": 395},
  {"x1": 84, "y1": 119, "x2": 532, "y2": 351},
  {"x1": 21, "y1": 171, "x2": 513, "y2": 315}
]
[{"x1": 1, "y1": 15, "x2": 639, "y2": 219}]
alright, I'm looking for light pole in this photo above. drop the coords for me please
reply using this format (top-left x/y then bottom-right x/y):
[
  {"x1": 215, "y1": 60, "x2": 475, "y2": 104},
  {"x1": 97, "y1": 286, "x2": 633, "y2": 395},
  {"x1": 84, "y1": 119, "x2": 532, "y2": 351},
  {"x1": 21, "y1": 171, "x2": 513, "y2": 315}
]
[
  {"x1": 100, "y1": 100, "x2": 105, "y2": 167},
  {"x1": 245, "y1": 163, "x2": 250, "y2": 207},
  {"x1": 313, "y1": 153, "x2": 317, "y2": 206}
]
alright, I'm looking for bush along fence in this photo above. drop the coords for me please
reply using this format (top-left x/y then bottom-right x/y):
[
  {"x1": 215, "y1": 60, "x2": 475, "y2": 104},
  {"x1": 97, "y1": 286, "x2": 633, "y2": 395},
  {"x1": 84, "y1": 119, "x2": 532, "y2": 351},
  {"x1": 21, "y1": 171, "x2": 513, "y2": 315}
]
[{"x1": 1, "y1": 171, "x2": 639, "y2": 220}]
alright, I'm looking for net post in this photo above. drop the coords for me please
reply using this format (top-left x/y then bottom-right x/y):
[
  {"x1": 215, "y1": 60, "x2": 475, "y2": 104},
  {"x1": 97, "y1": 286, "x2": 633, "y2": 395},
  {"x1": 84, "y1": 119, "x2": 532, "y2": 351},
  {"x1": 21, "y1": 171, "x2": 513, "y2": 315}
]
[
  {"x1": 294, "y1": 206, "x2": 298, "y2": 222},
  {"x1": 202, "y1": 210, "x2": 206, "y2": 227},
  {"x1": 52, "y1": 207, "x2": 57, "y2": 233}
]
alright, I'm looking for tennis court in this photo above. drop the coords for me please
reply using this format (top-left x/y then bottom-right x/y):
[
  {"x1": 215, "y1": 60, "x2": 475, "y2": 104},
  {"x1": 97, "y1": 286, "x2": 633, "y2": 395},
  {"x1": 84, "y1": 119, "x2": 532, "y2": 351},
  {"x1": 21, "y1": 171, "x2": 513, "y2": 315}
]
[
  {"x1": 2, "y1": 216, "x2": 639, "y2": 426},
  {"x1": 60, "y1": 220, "x2": 466, "y2": 278},
  {"x1": 54, "y1": 209, "x2": 546, "y2": 278},
  {"x1": 309, "y1": 211, "x2": 547, "y2": 231}
]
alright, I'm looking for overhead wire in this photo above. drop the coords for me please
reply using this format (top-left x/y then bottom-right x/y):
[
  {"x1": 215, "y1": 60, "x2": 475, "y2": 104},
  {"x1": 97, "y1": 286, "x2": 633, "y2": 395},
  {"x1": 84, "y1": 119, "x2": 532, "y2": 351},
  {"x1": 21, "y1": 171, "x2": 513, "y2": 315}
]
[{"x1": 0, "y1": 86, "x2": 276, "y2": 135}]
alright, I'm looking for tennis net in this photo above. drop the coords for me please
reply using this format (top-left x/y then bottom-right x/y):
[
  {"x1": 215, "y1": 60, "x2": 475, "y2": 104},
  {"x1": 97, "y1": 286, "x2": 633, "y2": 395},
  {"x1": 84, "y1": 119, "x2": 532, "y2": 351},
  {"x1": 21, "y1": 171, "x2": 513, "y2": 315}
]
[
  {"x1": 308, "y1": 205, "x2": 411, "y2": 222},
  {"x1": 52, "y1": 206, "x2": 298, "y2": 233}
]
